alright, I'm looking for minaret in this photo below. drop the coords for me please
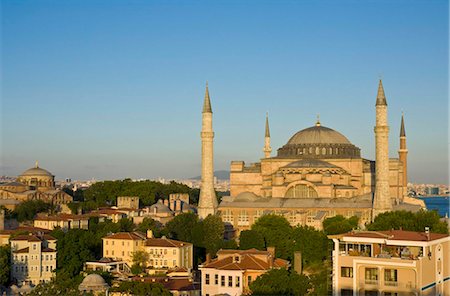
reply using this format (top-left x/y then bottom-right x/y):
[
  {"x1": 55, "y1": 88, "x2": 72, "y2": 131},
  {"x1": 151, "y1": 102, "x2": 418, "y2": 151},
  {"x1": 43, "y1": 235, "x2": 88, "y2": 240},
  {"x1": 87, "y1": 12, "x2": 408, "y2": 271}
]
[
  {"x1": 398, "y1": 113, "x2": 408, "y2": 188},
  {"x1": 372, "y1": 80, "x2": 392, "y2": 218},
  {"x1": 198, "y1": 82, "x2": 218, "y2": 219},
  {"x1": 263, "y1": 113, "x2": 272, "y2": 158}
]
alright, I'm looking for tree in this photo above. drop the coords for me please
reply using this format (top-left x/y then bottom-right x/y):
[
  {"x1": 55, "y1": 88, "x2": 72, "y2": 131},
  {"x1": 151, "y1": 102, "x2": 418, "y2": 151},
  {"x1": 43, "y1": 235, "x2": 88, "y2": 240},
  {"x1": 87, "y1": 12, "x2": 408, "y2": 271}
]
[
  {"x1": 131, "y1": 250, "x2": 149, "y2": 274},
  {"x1": 251, "y1": 214, "x2": 292, "y2": 259},
  {"x1": 0, "y1": 245, "x2": 11, "y2": 286},
  {"x1": 198, "y1": 215, "x2": 225, "y2": 256},
  {"x1": 118, "y1": 218, "x2": 135, "y2": 232},
  {"x1": 291, "y1": 226, "x2": 329, "y2": 266},
  {"x1": 239, "y1": 230, "x2": 265, "y2": 250},
  {"x1": 249, "y1": 269, "x2": 311, "y2": 296},
  {"x1": 165, "y1": 212, "x2": 199, "y2": 242},
  {"x1": 12, "y1": 200, "x2": 53, "y2": 222},
  {"x1": 322, "y1": 215, "x2": 359, "y2": 235},
  {"x1": 27, "y1": 273, "x2": 86, "y2": 296},
  {"x1": 367, "y1": 210, "x2": 448, "y2": 234},
  {"x1": 136, "y1": 217, "x2": 163, "y2": 237}
]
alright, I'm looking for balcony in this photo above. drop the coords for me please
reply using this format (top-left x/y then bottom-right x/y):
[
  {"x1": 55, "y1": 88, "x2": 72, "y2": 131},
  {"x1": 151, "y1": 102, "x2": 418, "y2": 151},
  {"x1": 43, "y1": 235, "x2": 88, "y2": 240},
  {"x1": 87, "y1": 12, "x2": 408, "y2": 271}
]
[
  {"x1": 385, "y1": 281, "x2": 398, "y2": 287},
  {"x1": 364, "y1": 279, "x2": 378, "y2": 285}
]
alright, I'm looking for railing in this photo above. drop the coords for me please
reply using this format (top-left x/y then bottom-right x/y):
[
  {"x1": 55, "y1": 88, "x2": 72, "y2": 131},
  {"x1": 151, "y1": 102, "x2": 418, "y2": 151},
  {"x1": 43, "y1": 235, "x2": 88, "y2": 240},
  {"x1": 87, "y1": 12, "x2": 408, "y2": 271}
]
[
  {"x1": 365, "y1": 279, "x2": 378, "y2": 285},
  {"x1": 385, "y1": 281, "x2": 398, "y2": 287}
]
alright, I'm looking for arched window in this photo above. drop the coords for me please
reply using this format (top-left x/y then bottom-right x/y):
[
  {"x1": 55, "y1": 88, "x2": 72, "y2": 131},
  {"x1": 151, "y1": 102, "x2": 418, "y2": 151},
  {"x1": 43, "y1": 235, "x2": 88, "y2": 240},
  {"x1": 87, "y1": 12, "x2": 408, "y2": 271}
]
[
  {"x1": 285, "y1": 184, "x2": 318, "y2": 198},
  {"x1": 315, "y1": 147, "x2": 320, "y2": 155},
  {"x1": 322, "y1": 147, "x2": 326, "y2": 155}
]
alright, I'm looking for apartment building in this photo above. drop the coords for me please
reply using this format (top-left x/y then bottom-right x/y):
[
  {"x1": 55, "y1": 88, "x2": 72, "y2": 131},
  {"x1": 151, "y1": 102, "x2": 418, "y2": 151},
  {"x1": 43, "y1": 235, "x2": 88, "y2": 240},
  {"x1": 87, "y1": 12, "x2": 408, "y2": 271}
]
[
  {"x1": 102, "y1": 230, "x2": 193, "y2": 270},
  {"x1": 10, "y1": 233, "x2": 57, "y2": 285},
  {"x1": 329, "y1": 229, "x2": 450, "y2": 296},
  {"x1": 199, "y1": 248, "x2": 289, "y2": 296}
]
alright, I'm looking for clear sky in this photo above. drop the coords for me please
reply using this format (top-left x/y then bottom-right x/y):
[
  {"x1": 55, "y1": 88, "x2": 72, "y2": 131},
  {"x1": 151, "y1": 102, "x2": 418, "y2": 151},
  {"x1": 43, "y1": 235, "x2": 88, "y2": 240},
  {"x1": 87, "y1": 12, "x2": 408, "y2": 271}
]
[{"x1": 1, "y1": 0, "x2": 448, "y2": 183}]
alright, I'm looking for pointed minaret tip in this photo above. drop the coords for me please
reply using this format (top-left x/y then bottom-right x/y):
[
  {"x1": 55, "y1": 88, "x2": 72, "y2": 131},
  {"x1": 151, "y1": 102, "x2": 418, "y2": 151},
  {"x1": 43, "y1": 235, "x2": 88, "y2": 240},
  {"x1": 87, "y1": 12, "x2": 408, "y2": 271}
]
[
  {"x1": 316, "y1": 114, "x2": 321, "y2": 126},
  {"x1": 400, "y1": 113, "x2": 406, "y2": 137},
  {"x1": 35, "y1": 160, "x2": 39, "y2": 168},
  {"x1": 376, "y1": 79, "x2": 387, "y2": 106},
  {"x1": 202, "y1": 82, "x2": 212, "y2": 113},
  {"x1": 265, "y1": 113, "x2": 270, "y2": 137}
]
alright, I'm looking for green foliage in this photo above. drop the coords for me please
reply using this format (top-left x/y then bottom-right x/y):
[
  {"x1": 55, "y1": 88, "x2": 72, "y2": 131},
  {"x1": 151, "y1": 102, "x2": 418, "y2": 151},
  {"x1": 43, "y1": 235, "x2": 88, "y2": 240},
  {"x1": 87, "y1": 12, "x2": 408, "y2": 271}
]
[
  {"x1": 220, "y1": 239, "x2": 238, "y2": 250},
  {"x1": 110, "y1": 281, "x2": 172, "y2": 296},
  {"x1": 27, "y1": 273, "x2": 86, "y2": 296},
  {"x1": 308, "y1": 265, "x2": 331, "y2": 296},
  {"x1": 322, "y1": 215, "x2": 359, "y2": 235},
  {"x1": 249, "y1": 269, "x2": 311, "y2": 296},
  {"x1": 12, "y1": 200, "x2": 53, "y2": 222},
  {"x1": 136, "y1": 217, "x2": 163, "y2": 237},
  {"x1": 367, "y1": 210, "x2": 448, "y2": 234},
  {"x1": 165, "y1": 212, "x2": 199, "y2": 242},
  {"x1": 82, "y1": 179, "x2": 198, "y2": 208},
  {"x1": 118, "y1": 218, "x2": 135, "y2": 232},
  {"x1": 132, "y1": 250, "x2": 149, "y2": 274},
  {"x1": 291, "y1": 226, "x2": 330, "y2": 266},
  {"x1": 239, "y1": 229, "x2": 265, "y2": 250},
  {"x1": 0, "y1": 245, "x2": 11, "y2": 286},
  {"x1": 196, "y1": 215, "x2": 225, "y2": 255},
  {"x1": 251, "y1": 214, "x2": 293, "y2": 259}
]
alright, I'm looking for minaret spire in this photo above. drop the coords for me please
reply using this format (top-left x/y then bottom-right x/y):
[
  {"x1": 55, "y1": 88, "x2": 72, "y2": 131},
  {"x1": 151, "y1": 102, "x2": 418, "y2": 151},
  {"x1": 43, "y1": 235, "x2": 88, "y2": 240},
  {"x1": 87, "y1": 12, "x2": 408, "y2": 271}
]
[
  {"x1": 398, "y1": 113, "x2": 408, "y2": 191},
  {"x1": 263, "y1": 113, "x2": 272, "y2": 158},
  {"x1": 373, "y1": 79, "x2": 392, "y2": 219},
  {"x1": 198, "y1": 82, "x2": 218, "y2": 219}
]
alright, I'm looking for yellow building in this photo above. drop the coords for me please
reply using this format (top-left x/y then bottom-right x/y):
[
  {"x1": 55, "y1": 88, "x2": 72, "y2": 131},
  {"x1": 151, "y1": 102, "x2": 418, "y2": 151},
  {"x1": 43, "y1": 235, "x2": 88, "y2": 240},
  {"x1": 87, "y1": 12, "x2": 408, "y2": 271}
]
[
  {"x1": 33, "y1": 213, "x2": 89, "y2": 231},
  {"x1": 329, "y1": 230, "x2": 450, "y2": 296},
  {"x1": 199, "y1": 248, "x2": 289, "y2": 296},
  {"x1": 10, "y1": 233, "x2": 57, "y2": 285},
  {"x1": 102, "y1": 232, "x2": 147, "y2": 266},
  {"x1": 102, "y1": 230, "x2": 193, "y2": 270}
]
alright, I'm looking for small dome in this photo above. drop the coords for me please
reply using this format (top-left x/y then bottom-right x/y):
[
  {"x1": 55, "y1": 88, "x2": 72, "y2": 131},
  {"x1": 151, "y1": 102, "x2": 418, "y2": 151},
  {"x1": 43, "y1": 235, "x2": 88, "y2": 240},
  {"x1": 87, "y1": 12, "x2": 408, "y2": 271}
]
[
  {"x1": 149, "y1": 200, "x2": 173, "y2": 213},
  {"x1": 234, "y1": 192, "x2": 259, "y2": 202},
  {"x1": 287, "y1": 125, "x2": 351, "y2": 145},
  {"x1": 20, "y1": 165, "x2": 53, "y2": 177},
  {"x1": 79, "y1": 274, "x2": 109, "y2": 292}
]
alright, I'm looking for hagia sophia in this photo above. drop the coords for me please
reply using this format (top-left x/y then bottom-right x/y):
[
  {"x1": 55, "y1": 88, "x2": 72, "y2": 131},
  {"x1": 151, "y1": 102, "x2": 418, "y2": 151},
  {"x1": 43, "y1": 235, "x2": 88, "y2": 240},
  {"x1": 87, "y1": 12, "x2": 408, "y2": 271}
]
[
  {"x1": 0, "y1": 162, "x2": 72, "y2": 209},
  {"x1": 198, "y1": 80, "x2": 425, "y2": 233}
]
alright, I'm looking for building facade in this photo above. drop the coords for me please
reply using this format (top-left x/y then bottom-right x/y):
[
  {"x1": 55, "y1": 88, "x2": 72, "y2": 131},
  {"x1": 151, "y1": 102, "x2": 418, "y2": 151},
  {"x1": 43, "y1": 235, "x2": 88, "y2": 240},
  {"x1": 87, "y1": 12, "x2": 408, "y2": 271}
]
[
  {"x1": 199, "y1": 248, "x2": 289, "y2": 296},
  {"x1": 34, "y1": 214, "x2": 89, "y2": 230},
  {"x1": 10, "y1": 233, "x2": 57, "y2": 285},
  {"x1": 329, "y1": 230, "x2": 450, "y2": 296}
]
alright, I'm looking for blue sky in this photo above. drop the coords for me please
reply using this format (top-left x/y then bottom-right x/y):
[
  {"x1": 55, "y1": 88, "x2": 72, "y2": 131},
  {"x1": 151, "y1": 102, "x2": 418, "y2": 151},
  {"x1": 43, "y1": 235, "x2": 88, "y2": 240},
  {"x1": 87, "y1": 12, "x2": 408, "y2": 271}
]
[{"x1": 1, "y1": 0, "x2": 448, "y2": 183}]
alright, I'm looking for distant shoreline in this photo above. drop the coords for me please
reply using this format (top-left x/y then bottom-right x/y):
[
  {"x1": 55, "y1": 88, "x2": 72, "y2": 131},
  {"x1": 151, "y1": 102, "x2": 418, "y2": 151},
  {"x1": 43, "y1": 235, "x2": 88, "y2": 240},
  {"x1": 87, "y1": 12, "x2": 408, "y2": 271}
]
[{"x1": 417, "y1": 195, "x2": 449, "y2": 198}]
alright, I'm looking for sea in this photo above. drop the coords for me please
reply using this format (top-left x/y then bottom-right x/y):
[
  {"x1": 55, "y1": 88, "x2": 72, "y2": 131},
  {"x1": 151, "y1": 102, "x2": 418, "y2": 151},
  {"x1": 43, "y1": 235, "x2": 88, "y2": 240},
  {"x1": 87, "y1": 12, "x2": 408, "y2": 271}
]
[{"x1": 419, "y1": 196, "x2": 450, "y2": 217}]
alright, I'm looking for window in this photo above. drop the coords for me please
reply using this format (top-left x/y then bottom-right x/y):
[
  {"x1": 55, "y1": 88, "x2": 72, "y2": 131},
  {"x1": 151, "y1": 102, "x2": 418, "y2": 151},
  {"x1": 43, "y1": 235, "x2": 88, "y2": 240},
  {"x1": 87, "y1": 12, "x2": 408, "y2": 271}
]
[
  {"x1": 341, "y1": 267, "x2": 353, "y2": 278},
  {"x1": 384, "y1": 269, "x2": 398, "y2": 286},
  {"x1": 221, "y1": 276, "x2": 225, "y2": 287},
  {"x1": 173, "y1": 249, "x2": 176, "y2": 255},
  {"x1": 164, "y1": 249, "x2": 167, "y2": 255},
  {"x1": 223, "y1": 209, "x2": 234, "y2": 223},
  {"x1": 228, "y1": 276, "x2": 233, "y2": 287},
  {"x1": 214, "y1": 274, "x2": 218, "y2": 285},
  {"x1": 149, "y1": 259, "x2": 153, "y2": 265},
  {"x1": 164, "y1": 260, "x2": 167, "y2": 266},
  {"x1": 112, "y1": 241, "x2": 114, "y2": 245},
  {"x1": 341, "y1": 289, "x2": 353, "y2": 296},
  {"x1": 106, "y1": 240, "x2": 108, "y2": 245},
  {"x1": 247, "y1": 275, "x2": 252, "y2": 284},
  {"x1": 150, "y1": 249, "x2": 153, "y2": 254},
  {"x1": 46, "y1": 266, "x2": 49, "y2": 272},
  {"x1": 33, "y1": 244, "x2": 37, "y2": 250},
  {"x1": 236, "y1": 276, "x2": 240, "y2": 287},
  {"x1": 112, "y1": 251, "x2": 114, "y2": 256},
  {"x1": 285, "y1": 184, "x2": 318, "y2": 198},
  {"x1": 205, "y1": 274, "x2": 210, "y2": 285},
  {"x1": 238, "y1": 210, "x2": 249, "y2": 225},
  {"x1": 122, "y1": 241, "x2": 124, "y2": 246},
  {"x1": 106, "y1": 250, "x2": 109, "y2": 255},
  {"x1": 365, "y1": 268, "x2": 378, "y2": 284},
  {"x1": 122, "y1": 251, "x2": 125, "y2": 256}
]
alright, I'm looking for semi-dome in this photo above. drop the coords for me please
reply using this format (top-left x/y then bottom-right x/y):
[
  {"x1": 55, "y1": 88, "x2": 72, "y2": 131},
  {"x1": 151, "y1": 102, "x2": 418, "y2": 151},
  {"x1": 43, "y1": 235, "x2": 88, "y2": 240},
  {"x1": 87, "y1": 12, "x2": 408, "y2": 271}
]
[
  {"x1": 287, "y1": 125, "x2": 351, "y2": 145},
  {"x1": 277, "y1": 121, "x2": 360, "y2": 159}
]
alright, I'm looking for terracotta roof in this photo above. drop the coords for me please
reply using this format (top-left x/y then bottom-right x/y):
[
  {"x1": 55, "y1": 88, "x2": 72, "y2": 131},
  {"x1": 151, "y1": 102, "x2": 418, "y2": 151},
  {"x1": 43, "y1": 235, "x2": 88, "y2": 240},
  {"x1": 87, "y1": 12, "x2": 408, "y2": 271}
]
[
  {"x1": 217, "y1": 248, "x2": 269, "y2": 255},
  {"x1": 14, "y1": 247, "x2": 29, "y2": 254},
  {"x1": 42, "y1": 248, "x2": 56, "y2": 252},
  {"x1": 103, "y1": 232, "x2": 146, "y2": 241},
  {"x1": 202, "y1": 252, "x2": 289, "y2": 271},
  {"x1": 10, "y1": 234, "x2": 56, "y2": 242},
  {"x1": 145, "y1": 237, "x2": 191, "y2": 248},
  {"x1": 35, "y1": 213, "x2": 88, "y2": 222},
  {"x1": 131, "y1": 277, "x2": 199, "y2": 291},
  {"x1": 0, "y1": 226, "x2": 50, "y2": 235},
  {"x1": 340, "y1": 230, "x2": 449, "y2": 242}
]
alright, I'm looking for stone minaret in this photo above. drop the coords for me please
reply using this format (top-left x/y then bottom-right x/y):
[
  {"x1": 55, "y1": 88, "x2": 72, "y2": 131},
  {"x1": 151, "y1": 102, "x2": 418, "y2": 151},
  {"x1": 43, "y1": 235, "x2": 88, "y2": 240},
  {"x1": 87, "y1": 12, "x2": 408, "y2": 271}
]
[
  {"x1": 398, "y1": 113, "x2": 408, "y2": 188},
  {"x1": 372, "y1": 80, "x2": 392, "y2": 218},
  {"x1": 263, "y1": 113, "x2": 272, "y2": 158},
  {"x1": 198, "y1": 82, "x2": 218, "y2": 219}
]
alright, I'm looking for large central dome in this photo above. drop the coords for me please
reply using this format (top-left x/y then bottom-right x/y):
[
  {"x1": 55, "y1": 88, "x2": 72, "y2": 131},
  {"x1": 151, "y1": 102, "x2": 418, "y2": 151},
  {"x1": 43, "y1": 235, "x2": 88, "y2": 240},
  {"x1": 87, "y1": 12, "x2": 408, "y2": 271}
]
[
  {"x1": 287, "y1": 125, "x2": 351, "y2": 145},
  {"x1": 277, "y1": 122, "x2": 360, "y2": 159}
]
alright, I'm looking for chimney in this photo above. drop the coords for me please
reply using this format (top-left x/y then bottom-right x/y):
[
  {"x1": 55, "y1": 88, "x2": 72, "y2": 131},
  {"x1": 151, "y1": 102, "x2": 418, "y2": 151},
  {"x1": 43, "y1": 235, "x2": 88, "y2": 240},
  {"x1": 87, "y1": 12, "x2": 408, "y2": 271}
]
[
  {"x1": 293, "y1": 251, "x2": 302, "y2": 274},
  {"x1": 147, "y1": 230, "x2": 153, "y2": 239},
  {"x1": 267, "y1": 247, "x2": 275, "y2": 268},
  {"x1": 425, "y1": 227, "x2": 430, "y2": 241},
  {"x1": 205, "y1": 253, "x2": 211, "y2": 264}
]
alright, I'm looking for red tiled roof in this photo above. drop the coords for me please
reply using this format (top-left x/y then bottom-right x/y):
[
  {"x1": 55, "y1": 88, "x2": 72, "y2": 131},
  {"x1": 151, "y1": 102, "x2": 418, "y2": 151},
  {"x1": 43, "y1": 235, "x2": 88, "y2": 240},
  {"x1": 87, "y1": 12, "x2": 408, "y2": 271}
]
[
  {"x1": 103, "y1": 232, "x2": 146, "y2": 240},
  {"x1": 35, "y1": 213, "x2": 88, "y2": 222},
  {"x1": 14, "y1": 247, "x2": 29, "y2": 253},
  {"x1": 202, "y1": 252, "x2": 289, "y2": 271},
  {"x1": 42, "y1": 248, "x2": 56, "y2": 252},
  {"x1": 131, "y1": 277, "x2": 199, "y2": 291},
  {"x1": 145, "y1": 237, "x2": 191, "y2": 248},
  {"x1": 341, "y1": 230, "x2": 449, "y2": 242},
  {"x1": 10, "y1": 234, "x2": 56, "y2": 242}
]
